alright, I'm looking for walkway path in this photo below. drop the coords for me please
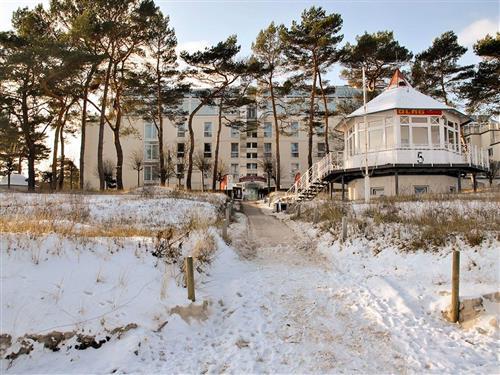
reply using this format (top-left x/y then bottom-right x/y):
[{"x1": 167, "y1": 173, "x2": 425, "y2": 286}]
[{"x1": 144, "y1": 202, "x2": 406, "y2": 373}]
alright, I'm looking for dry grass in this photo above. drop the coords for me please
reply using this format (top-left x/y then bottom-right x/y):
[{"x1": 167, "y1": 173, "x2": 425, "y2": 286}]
[{"x1": 293, "y1": 193, "x2": 499, "y2": 251}]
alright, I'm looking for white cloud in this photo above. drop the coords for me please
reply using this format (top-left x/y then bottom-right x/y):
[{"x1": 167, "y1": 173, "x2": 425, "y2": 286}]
[
  {"x1": 176, "y1": 40, "x2": 211, "y2": 55},
  {"x1": 458, "y1": 18, "x2": 498, "y2": 46}
]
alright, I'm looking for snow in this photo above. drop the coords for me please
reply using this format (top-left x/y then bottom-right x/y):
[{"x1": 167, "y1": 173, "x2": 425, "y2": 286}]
[
  {"x1": 347, "y1": 85, "x2": 463, "y2": 118},
  {"x1": 1, "y1": 194, "x2": 499, "y2": 373}
]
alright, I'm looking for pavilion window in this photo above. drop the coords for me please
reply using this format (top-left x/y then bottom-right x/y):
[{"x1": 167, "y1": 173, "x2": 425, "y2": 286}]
[
  {"x1": 411, "y1": 117, "x2": 428, "y2": 124},
  {"x1": 400, "y1": 116, "x2": 409, "y2": 124},
  {"x1": 431, "y1": 125, "x2": 440, "y2": 146},
  {"x1": 401, "y1": 125, "x2": 410, "y2": 146},
  {"x1": 358, "y1": 130, "x2": 366, "y2": 152},
  {"x1": 385, "y1": 125, "x2": 394, "y2": 147},
  {"x1": 412, "y1": 127, "x2": 428, "y2": 146},
  {"x1": 369, "y1": 128, "x2": 383, "y2": 151}
]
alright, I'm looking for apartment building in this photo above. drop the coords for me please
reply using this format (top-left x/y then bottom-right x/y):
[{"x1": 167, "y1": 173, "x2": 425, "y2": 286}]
[{"x1": 83, "y1": 86, "x2": 356, "y2": 195}]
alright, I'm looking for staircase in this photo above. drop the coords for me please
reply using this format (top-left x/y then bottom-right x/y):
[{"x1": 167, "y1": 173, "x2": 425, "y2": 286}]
[{"x1": 284, "y1": 151, "x2": 343, "y2": 203}]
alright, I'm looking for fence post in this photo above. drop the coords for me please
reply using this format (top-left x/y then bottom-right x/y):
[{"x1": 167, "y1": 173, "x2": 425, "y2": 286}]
[
  {"x1": 222, "y1": 219, "x2": 228, "y2": 239},
  {"x1": 225, "y1": 203, "x2": 231, "y2": 222},
  {"x1": 451, "y1": 250, "x2": 460, "y2": 323},
  {"x1": 341, "y1": 217, "x2": 348, "y2": 243},
  {"x1": 185, "y1": 256, "x2": 195, "y2": 302},
  {"x1": 297, "y1": 203, "x2": 301, "y2": 218}
]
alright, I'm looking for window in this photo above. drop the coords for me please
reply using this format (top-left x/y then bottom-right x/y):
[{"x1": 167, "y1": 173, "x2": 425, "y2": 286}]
[
  {"x1": 317, "y1": 125, "x2": 325, "y2": 136},
  {"x1": 400, "y1": 116, "x2": 409, "y2": 124},
  {"x1": 401, "y1": 125, "x2": 410, "y2": 146},
  {"x1": 177, "y1": 143, "x2": 185, "y2": 158},
  {"x1": 264, "y1": 143, "x2": 272, "y2": 158},
  {"x1": 144, "y1": 123, "x2": 157, "y2": 140},
  {"x1": 317, "y1": 142, "x2": 326, "y2": 157},
  {"x1": 247, "y1": 106, "x2": 256, "y2": 119},
  {"x1": 144, "y1": 143, "x2": 159, "y2": 160},
  {"x1": 431, "y1": 126, "x2": 440, "y2": 146},
  {"x1": 371, "y1": 187, "x2": 385, "y2": 196},
  {"x1": 369, "y1": 129, "x2": 384, "y2": 150},
  {"x1": 246, "y1": 152, "x2": 258, "y2": 159},
  {"x1": 230, "y1": 163, "x2": 239, "y2": 179},
  {"x1": 430, "y1": 116, "x2": 439, "y2": 125},
  {"x1": 177, "y1": 123, "x2": 186, "y2": 138},
  {"x1": 414, "y1": 185, "x2": 428, "y2": 195},
  {"x1": 176, "y1": 164, "x2": 184, "y2": 175},
  {"x1": 264, "y1": 122, "x2": 272, "y2": 138},
  {"x1": 231, "y1": 143, "x2": 239, "y2": 158},
  {"x1": 291, "y1": 143, "x2": 299, "y2": 158},
  {"x1": 488, "y1": 148, "x2": 493, "y2": 157},
  {"x1": 385, "y1": 125, "x2": 394, "y2": 147},
  {"x1": 246, "y1": 163, "x2": 257, "y2": 170},
  {"x1": 412, "y1": 127, "x2": 429, "y2": 146},
  {"x1": 411, "y1": 117, "x2": 428, "y2": 124},
  {"x1": 204, "y1": 143, "x2": 212, "y2": 158},
  {"x1": 231, "y1": 127, "x2": 239, "y2": 138},
  {"x1": 144, "y1": 166, "x2": 153, "y2": 181},
  {"x1": 290, "y1": 122, "x2": 299, "y2": 137},
  {"x1": 291, "y1": 163, "x2": 300, "y2": 177},
  {"x1": 247, "y1": 127, "x2": 258, "y2": 138},
  {"x1": 246, "y1": 142, "x2": 257, "y2": 149},
  {"x1": 204, "y1": 122, "x2": 212, "y2": 137}
]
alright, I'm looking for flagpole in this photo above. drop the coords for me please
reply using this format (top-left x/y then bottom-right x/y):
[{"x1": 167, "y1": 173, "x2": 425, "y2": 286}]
[{"x1": 363, "y1": 66, "x2": 370, "y2": 203}]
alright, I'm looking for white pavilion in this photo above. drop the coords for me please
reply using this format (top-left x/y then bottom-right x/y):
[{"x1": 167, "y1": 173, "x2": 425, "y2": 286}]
[{"x1": 332, "y1": 69, "x2": 490, "y2": 199}]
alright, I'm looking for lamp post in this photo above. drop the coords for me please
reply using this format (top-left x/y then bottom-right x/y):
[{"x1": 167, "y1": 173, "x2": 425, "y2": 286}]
[{"x1": 363, "y1": 66, "x2": 370, "y2": 203}]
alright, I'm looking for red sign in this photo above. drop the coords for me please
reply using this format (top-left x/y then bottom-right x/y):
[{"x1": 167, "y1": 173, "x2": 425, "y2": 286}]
[{"x1": 396, "y1": 109, "x2": 442, "y2": 115}]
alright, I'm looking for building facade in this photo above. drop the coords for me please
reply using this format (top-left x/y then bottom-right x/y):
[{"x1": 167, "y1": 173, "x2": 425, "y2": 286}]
[{"x1": 83, "y1": 86, "x2": 356, "y2": 195}]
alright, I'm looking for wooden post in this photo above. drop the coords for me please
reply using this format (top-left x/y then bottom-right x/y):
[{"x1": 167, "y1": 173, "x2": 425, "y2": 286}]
[
  {"x1": 297, "y1": 203, "x2": 301, "y2": 218},
  {"x1": 472, "y1": 173, "x2": 477, "y2": 192},
  {"x1": 451, "y1": 250, "x2": 460, "y2": 323},
  {"x1": 341, "y1": 175, "x2": 345, "y2": 201},
  {"x1": 225, "y1": 204, "x2": 230, "y2": 222},
  {"x1": 342, "y1": 216, "x2": 347, "y2": 243},
  {"x1": 395, "y1": 171, "x2": 399, "y2": 196},
  {"x1": 313, "y1": 209, "x2": 318, "y2": 224},
  {"x1": 185, "y1": 256, "x2": 195, "y2": 302},
  {"x1": 222, "y1": 219, "x2": 228, "y2": 238},
  {"x1": 457, "y1": 170, "x2": 462, "y2": 193}
]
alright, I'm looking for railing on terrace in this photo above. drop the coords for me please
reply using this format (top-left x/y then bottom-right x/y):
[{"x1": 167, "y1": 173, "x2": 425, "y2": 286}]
[
  {"x1": 283, "y1": 144, "x2": 490, "y2": 202},
  {"x1": 463, "y1": 121, "x2": 500, "y2": 136}
]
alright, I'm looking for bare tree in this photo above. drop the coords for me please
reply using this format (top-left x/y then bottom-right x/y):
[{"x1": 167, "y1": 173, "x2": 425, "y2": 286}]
[
  {"x1": 129, "y1": 150, "x2": 144, "y2": 188},
  {"x1": 193, "y1": 151, "x2": 212, "y2": 192},
  {"x1": 487, "y1": 160, "x2": 499, "y2": 187},
  {"x1": 259, "y1": 156, "x2": 276, "y2": 193}
]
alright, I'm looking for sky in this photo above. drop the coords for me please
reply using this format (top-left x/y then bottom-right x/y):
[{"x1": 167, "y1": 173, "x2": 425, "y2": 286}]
[{"x1": 1, "y1": 0, "x2": 498, "y2": 166}]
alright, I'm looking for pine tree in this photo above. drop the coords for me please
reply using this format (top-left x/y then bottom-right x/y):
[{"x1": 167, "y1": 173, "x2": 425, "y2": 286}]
[
  {"x1": 180, "y1": 36, "x2": 261, "y2": 190},
  {"x1": 252, "y1": 22, "x2": 286, "y2": 189},
  {"x1": 341, "y1": 31, "x2": 412, "y2": 94},
  {"x1": 411, "y1": 31, "x2": 473, "y2": 105},
  {"x1": 132, "y1": 6, "x2": 187, "y2": 186},
  {"x1": 281, "y1": 6, "x2": 343, "y2": 169},
  {"x1": 459, "y1": 33, "x2": 500, "y2": 114},
  {"x1": 0, "y1": 6, "x2": 54, "y2": 190}
]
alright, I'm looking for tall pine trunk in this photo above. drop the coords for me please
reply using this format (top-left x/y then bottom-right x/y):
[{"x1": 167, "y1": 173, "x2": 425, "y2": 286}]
[
  {"x1": 186, "y1": 101, "x2": 205, "y2": 190},
  {"x1": 307, "y1": 65, "x2": 318, "y2": 169},
  {"x1": 51, "y1": 124, "x2": 60, "y2": 191},
  {"x1": 317, "y1": 70, "x2": 330, "y2": 154},
  {"x1": 269, "y1": 78, "x2": 280, "y2": 190},
  {"x1": 58, "y1": 125, "x2": 65, "y2": 190},
  {"x1": 98, "y1": 57, "x2": 114, "y2": 190},
  {"x1": 80, "y1": 65, "x2": 96, "y2": 190},
  {"x1": 212, "y1": 96, "x2": 223, "y2": 191},
  {"x1": 21, "y1": 89, "x2": 35, "y2": 191}
]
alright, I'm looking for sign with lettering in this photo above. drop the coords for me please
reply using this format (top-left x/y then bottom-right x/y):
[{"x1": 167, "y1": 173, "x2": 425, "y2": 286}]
[
  {"x1": 239, "y1": 175, "x2": 267, "y2": 183},
  {"x1": 397, "y1": 109, "x2": 442, "y2": 115}
]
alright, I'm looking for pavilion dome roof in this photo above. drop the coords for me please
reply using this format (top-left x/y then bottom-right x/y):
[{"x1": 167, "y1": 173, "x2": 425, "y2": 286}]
[{"x1": 347, "y1": 69, "x2": 468, "y2": 122}]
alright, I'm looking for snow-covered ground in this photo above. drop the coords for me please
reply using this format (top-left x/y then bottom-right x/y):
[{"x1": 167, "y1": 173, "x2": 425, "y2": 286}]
[{"x1": 1, "y1": 193, "x2": 499, "y2": 373}]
